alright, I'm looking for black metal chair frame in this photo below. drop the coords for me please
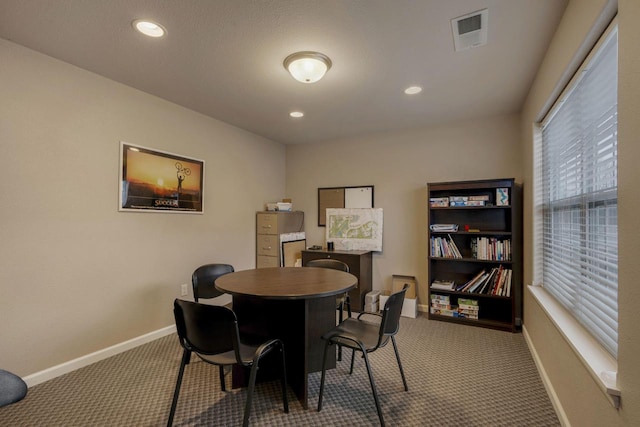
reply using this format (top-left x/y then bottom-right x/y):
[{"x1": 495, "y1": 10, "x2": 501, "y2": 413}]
[
  {"x1": 317, "y1": 285, "x2": 409, "y2": 427},
  {"x1": 168, "y1": 299, "x2": 289, "y2": 427},
  {"x1": 305, "y1": 258, "x2": 352, "y2": 360},
  {"x1": 305, "y1": 258, "x2": 352, "y2": 319},
  {"x1": 192, "y1": 263, "x2": 234, "y2": 302}
]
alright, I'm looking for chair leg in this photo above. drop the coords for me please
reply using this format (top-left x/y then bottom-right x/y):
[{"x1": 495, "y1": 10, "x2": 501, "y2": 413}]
[
  {"x1": 243, "y1": 363, "x2": 259, "y2": 427},
  {"x1": 392, "y1": 336, "x2": 408, "y2": 391},
  {"x1": 317, "y1": 340, "x2": 332, "y2": 411},
  {"x1": 219, "y1": 365, "x2": 226, "y2": 391},
  {"x1": 345, "y1": 294, "x2": 352, "y2": 318},
  {"x1": 349, "y1": 348, "x2": 356, "y2": 374},
  {"x1": 167, "y1": 349, "x2": 190, "y2": 427},
  {"x1": 337, "y1": 302, "x2": 343, "y2": 361},
  {"x1": 279, "y1": 342, "x2": 289, "y2": 414},
  {"x1": 361, "y1": 350, "x2": 385, "y2": 427}
]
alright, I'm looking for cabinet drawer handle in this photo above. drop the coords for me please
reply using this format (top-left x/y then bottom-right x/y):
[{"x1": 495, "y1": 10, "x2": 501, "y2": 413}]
[{"x1": 262, "y1": 246, "x2": 271, "y2": 250}]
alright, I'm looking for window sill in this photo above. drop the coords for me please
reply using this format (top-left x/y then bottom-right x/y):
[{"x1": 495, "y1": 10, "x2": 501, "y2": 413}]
[{"x1": 528, "y1": 285, "x2": 620, "y2": 408}]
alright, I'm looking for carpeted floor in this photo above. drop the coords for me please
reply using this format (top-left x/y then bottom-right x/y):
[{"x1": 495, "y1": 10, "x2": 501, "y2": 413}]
[{"x1": 0, "y1": 314, "x2": 559, "y2": 426}]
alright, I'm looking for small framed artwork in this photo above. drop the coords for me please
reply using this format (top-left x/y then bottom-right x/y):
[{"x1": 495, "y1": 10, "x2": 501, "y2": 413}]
[
  {"x1": 119, "y1": 141, "x2": 204, "y2": 213},
  {"x1": 496, "y1": 188, "x2": 510, "y2": 206},
  {"x1": 281, "y1": 239, "x2": 306, "y2": 267}
]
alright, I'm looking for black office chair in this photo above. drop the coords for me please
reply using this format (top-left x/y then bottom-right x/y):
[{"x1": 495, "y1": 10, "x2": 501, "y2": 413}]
[
  {"x1": 305, "y1": 258, "x2": 352, "y2": 322},
  {"x1": 317, "y1": 285, "x2": 409, "y2": 427},
  {"x1": 305, "y1": 258, "x2": 352, "y2": 361},
  {"x1": 192, "y1": 263, "x2": 234, "y2": 302},
  {"x1": 168, "y1": 299, "x2": 289, "y2": 427}
]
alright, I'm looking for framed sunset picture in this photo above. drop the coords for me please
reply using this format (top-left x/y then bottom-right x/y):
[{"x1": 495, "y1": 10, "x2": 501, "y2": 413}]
[{"x1": 119, "y1": 142, "x2": 204, "y2": 213}]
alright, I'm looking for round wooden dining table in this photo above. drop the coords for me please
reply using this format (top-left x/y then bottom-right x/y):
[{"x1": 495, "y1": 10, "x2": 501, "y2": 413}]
[{"x1": 215, "y1": 266, "x2": 357, "y2": 409}]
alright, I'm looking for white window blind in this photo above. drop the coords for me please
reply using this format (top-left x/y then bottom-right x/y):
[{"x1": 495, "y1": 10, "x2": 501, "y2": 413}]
[{"x1": 537, "y1": 27, "x2": 618, "y2": 357}]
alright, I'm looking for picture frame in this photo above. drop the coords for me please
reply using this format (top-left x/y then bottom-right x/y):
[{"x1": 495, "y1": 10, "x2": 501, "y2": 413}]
[
  {"x1": 281, "y1": 239, "x2": 306, "y2": 267},
  {"x1": 119, "y1": 141, "x2": 204, "y2": 213}
]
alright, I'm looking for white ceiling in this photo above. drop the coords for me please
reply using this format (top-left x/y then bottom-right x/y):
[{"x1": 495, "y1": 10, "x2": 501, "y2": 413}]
[{"x1": 0, "y1": 0, "x2": 568, "y2": 145}]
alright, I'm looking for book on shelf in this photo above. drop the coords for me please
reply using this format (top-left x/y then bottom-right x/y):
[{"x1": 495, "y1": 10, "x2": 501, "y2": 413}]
[
  {"x1": 450, "y1": 200, "x2": 485, "y2": 207},
  {"x1": 429, "y1": 197, "x2": 449, "y2": 207},
  {"x1": 430, "y1": 307, "x2": 457, "y2": 317},
  {"x1": 468, "y1": 194, "x2": 490, "y2": 201},
  {"x1": 454, "y1": 310, "x2": 478, "y2": 319},
  {"x1": 430, "y1": 279, "x2": 455, "y2": 290},
  {"x1": 458, "y1": 298, "x2": 478, "y2": 307},
  {"x1": 430, "y1": 224, "x2": 459, "y2": 232}
]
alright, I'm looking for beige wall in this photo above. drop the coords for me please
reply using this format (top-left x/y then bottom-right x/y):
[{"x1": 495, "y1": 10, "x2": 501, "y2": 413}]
[
  {"x1": 521, "y1": 0, "x2": 640, "y2": 424},
  {"x1": 0, "y1": 39, "x2": 286, "y2": 376},
  {"x1": 286, "y1": 114, "x2": 522, "y2": 305}
]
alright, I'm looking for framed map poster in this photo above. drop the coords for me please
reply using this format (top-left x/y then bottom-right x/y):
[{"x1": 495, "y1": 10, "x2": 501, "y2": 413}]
[
  {"x1": 325, "y1": 208, "x2": 383, "y2": 251},
  {"x1": 119, "y1": 142, "x2": 204, "y2": 213}
]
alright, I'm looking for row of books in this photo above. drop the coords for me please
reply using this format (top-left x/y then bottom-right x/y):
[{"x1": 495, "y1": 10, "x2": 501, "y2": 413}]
[
  {"x1": 471, "y1": 237, "x2": 511, "y2": 261},
  {"x1": 456, "y1": 266, "x2": 512, "y2": 296},
  {"x1": 430, "y1": 235, "x2": 462, "y2": 258},
  {"x1": 429, "y1": 195, "x2": 491, "y2": 208},
  {"x1": 430, "y1": 295, "x2": 479, "y2": 319}
]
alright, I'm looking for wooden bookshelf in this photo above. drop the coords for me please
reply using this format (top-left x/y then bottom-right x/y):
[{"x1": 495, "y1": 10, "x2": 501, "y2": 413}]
[{"x1": 427, "y1": 178, "x2": 522, "y2": 332}]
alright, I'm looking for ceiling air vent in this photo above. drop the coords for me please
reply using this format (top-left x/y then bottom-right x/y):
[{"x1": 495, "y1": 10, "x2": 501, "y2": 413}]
[{"x1": 451, "y1": 9, "x2": 488, "y2": 52}]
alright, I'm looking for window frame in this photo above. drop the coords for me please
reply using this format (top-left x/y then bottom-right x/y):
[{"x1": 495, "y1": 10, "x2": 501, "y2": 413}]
[{"x1": 530, "y1": 18, "x2": 620, "y2": 407}]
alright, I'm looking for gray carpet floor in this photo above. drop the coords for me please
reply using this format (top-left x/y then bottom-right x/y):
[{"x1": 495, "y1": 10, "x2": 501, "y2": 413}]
[{"x1": 0, "y1": 314, "x2": 559, "y2": 426}]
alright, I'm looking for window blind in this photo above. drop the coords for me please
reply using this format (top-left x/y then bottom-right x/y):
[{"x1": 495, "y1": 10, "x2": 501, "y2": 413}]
[{"x1": 537, "y1": 27, "x2": 618, "y2": 357}]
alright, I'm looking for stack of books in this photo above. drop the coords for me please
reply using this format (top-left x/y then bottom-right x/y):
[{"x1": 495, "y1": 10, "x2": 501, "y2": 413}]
[
  {"x1": 449, "y1": 195, "x2": 490, "y2": 207},
  {"x1": 456, "y1": 298, "x2": 479, "y2": 319},
  {"x1": 430, "y1": 295, "x2": 480, "y2": 320},
  {"x1": 430, "y1": 294, "x2": 455, "y2": 316}
]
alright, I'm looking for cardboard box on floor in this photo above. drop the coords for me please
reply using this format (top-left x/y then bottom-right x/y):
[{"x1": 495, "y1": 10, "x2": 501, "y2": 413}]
[{"x1": 379, "y1": 275, "x2": 417, "y2": 318}]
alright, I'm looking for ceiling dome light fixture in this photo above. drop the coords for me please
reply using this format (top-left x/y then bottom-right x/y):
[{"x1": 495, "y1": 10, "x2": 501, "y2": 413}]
[
  {"x1": 284, "y1": 51, "x2": 332, "y2": 83},
  {"x1": 289, "y1": 111, "x2": 304, "y2": 118},
  {"x1": 132, "y1": 19, "x2": 166, "y2": 38},
  {"x1": 404, "y1": 86, "x2": 423, "y2": 95}
]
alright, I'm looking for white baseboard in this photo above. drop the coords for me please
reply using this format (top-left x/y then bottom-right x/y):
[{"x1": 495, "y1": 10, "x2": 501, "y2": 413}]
[
  {"x1": 418, "y1": 303, "x2": 429, "y2": 312},
  {"x1": 22, "y1": 325, "x2": 176, "y2": 388},
  {"x1": 523, "y1": 325, "x2": 569, "y2": 427}
]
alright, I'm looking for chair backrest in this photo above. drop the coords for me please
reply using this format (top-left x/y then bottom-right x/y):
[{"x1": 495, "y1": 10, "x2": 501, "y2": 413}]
[
  {"x1": 305, "y1": 258, "x2": 349, "y2": 272},
  {"x1": 173, "y1": 299, "x2": 242, "y2": 361},
  {"x1": 192, "y1": 263, "x2": 234, "y2": 302},
  {"x1": 378, "y1": 284, "x2": 409, "y2": 339}
]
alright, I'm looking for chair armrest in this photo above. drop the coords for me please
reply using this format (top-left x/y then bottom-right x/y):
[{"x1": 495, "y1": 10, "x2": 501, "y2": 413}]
[{"x1": 252, "y1": 338, "x2": 284, "y2": 365}]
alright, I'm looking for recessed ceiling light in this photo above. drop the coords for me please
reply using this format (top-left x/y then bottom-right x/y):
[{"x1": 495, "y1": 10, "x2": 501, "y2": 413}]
[
  {"x1": 132, "y1": 19, "x2": 166, "y2": 38},
  {"x1": 404, "y1": 86, "x2": 422, "y2": 95},
  {"x1": 290, "y1": 111, "x2": 304, "y2": 118}
]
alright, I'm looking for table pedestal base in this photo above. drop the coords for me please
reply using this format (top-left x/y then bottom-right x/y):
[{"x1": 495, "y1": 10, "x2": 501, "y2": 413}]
[{"x1": 231, "y1": 295, "x2": 336, "y2": 409}]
